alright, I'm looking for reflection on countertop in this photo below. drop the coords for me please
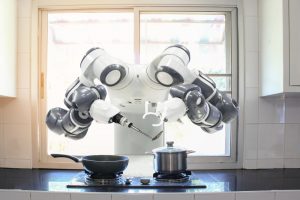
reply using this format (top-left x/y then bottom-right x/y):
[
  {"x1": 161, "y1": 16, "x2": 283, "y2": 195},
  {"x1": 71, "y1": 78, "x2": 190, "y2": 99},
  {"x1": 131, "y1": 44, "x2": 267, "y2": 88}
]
[{"x1": 0, "y1": 168, "x2": 300, "y2": 193}]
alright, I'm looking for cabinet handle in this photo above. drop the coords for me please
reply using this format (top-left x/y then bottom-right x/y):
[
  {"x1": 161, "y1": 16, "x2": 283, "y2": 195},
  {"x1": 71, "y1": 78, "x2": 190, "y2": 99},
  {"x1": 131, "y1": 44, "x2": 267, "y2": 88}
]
[{"x1": 40, "y1": 72, "x2": 45, "y2": 99}]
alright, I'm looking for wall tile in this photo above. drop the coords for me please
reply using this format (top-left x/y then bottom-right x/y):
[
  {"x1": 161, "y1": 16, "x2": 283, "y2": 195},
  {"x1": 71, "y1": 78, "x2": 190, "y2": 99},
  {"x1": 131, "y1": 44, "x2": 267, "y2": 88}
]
[
  {"x1": 0, "y1": 159, "x2": 4, "y2": 167},
  {"x1": 3, "y1": 158, "x2": 31, "y2": 168},
  {"x1": 71, "y1": 193, "x2": 111, "y2": 200},
  {"x1": 0, "y1": 124, "x2": 4, "y2": 158},
  {"x1": 243, "y1": 159, "x2": 257, "y2": 169},
  {"x1": 243, "y1": 0, "x2": 258, "y2": 17},
  {"x1": 285, "y1": 97, "x2": 300, "y2": 123},
  {"x1": 0, "y1": 190, "x2": 30, "y2": 200},
  {"x1": 3, "y1": 124, "x2": 31, "y2": 159},
  {"x1": 31, "y1": 191, "x2": 71, "y2": 200},
  {"x1": 236, "y1": 191, "x2": 275, "y2": 200},
  {"x1": 257, "y1": 159, "x2": 284, "y2": 169},
  {"x1": 154, "y1": 193, "x2": 194, "y2": 200},
  {"x1": 284, "y1": 159, "x2": 300, "y2": 168},
  {"x1": 17, "y1": 53, "x2": 30, "y2": 89},
  {"x1": 113, "y1": 194, "x2": 153, "y2": 200},
  {"x1": 17, "y1": 0, "x2": 32, "y2": 18},
  {"x1": 244, "y1": 124, "x2": 258, "y2": 159},
  {"x1": 17, "y1": 18, "x2": 31, "y2": 53},
  {"x1": 245, "y1": 87, "x2": 259, "y2": 123},
  {"x1": 259, "y1": 97, "x2": 285, "y2": 124},
  {"x1": 285, "y1": 124, "x2": 300, "y2": 158},
  {"x1": 275, "y1": 190, "x2": 300, "y2": 200},
  {"x1": 195, "y1": 192, "x2": 235, "y2": 200},
  {"x1": 258, "y1": 124, "x2": 284, "y2": 159},
  {"x1": 245, "y1": 52, "x2": 259, "y2": 87},
  {"x1": 244, "y1": 17, "x2": 258, "y2": 52},
  {"x1": 0, "y1": 106, "x2": 3, "y2": 123},
  {"x1": 2, "y1": 89, "x2": 31, "y2": 124}
]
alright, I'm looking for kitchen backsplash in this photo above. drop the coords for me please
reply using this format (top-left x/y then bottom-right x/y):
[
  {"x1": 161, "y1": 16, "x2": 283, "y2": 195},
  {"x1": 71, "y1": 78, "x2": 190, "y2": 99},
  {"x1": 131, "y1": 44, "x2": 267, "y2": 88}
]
[
  {"x1": 0, "y1": 0, "x2": 300, "y2": 169},
  {"x1": 0, "y1": 0, "x2": 32, "y2": 168}
]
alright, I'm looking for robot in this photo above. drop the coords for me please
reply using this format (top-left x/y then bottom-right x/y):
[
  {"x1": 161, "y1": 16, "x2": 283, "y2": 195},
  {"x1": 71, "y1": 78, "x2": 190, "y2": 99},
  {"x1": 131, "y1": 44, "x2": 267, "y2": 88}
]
[{"x1": 46, "y1": 45, "x2": 239, "y2": 154}]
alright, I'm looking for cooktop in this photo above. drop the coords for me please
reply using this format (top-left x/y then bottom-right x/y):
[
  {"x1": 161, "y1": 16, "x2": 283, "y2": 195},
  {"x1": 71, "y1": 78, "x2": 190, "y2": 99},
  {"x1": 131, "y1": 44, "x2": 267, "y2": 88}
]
[{"x1": 67, "y1": 172, "x2": 206, "y2": 189}]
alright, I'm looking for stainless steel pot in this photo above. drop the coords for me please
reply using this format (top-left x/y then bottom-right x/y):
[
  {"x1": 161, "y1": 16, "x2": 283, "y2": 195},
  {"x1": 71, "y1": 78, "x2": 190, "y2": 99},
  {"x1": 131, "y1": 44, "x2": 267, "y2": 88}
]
[{"x1": 152, "y1": 141, "x2": 194, "y2": 174}]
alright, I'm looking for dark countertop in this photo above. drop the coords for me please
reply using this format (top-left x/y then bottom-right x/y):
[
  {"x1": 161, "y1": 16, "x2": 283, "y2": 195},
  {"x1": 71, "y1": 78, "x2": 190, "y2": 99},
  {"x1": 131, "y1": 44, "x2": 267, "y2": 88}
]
[{"x1": 1, "y1": 168, "x2": 300, "y2": 193}]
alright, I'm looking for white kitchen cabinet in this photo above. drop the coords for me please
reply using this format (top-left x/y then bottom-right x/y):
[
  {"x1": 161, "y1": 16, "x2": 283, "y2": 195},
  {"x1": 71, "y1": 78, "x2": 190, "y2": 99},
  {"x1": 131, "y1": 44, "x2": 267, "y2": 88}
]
[
  {"x1": 0, "y1": 190, "x2": 30, "y2": 200},
  {"x1": 0, "y1": 0, "x2": 17, "y2": 97},
  {"x1": 31, "y1": 191, "x2": 71, "y2": 200},
  {"x1": 259, "y1": 0, "x2": 300, "y2": 96}
]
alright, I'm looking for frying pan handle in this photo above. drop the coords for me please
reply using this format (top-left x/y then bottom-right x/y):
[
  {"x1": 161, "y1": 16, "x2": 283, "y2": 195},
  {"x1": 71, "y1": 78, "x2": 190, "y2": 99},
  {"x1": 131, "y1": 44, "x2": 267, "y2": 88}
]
[{"x1": 51, "y1": 154, "x2": 82, "y2": 163}]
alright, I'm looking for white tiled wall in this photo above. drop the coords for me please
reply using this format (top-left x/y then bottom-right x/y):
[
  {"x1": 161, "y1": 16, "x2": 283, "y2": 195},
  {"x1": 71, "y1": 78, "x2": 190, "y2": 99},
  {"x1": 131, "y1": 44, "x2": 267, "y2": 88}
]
[
  {"x1": 0, "y1": 0, "x2": 32, "y2": 168},
  {"x1": 284, "y1": 97, "x2": 300, "y2": 168},
  {"x1": 243, "y1": 0, "x2": 260, "y2": 169},
  {"x1": 242, "y1": 0, "x2": 300, "y2": 169}
]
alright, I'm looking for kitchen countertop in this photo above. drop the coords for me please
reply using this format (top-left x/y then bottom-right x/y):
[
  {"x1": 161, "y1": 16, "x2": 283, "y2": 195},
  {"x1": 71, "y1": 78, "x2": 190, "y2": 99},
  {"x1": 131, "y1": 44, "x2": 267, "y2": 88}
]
[{"x1": 1, "y1": 168, "x2": 300, "y2": 193}]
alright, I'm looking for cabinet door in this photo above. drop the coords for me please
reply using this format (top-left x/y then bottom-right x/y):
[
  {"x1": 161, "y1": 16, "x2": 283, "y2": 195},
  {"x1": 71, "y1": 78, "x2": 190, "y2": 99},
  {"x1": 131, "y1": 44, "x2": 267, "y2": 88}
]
[{"x1": 289, "y1": 0, "x2": 300, "y2": 85}]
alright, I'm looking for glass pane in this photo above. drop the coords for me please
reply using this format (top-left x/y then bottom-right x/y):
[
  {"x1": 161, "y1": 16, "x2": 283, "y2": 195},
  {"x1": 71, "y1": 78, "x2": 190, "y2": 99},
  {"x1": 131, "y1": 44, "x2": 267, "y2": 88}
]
[
  {"x1": 165, "y1": 117, "x2": 230, "y2": 156},
  {"x1": 140, "y1": 13, "x2": 231, "y2": 156},
  {"x1": 47, "y1": 12, "x2": 134, "y2": 155},
  {"x1": 140, "y1": 13, "x2": 230, "y2": 74},
  {"x1": 210, "y1": 76, "x2": 231, "y2": 91}
]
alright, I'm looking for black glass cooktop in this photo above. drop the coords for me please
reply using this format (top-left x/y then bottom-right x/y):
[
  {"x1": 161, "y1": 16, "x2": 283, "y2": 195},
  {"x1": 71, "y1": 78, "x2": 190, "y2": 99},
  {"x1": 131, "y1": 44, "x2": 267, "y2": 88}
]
[{"x1": 67, "y1": 172, "x2": 206, "y2": 189}]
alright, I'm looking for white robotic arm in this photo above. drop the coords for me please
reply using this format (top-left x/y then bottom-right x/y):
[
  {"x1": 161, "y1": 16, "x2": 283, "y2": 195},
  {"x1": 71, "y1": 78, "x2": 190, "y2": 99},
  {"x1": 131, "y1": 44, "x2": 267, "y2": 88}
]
[
  {"x1": 147, "y1": 44, "x2": 238, "y2": 133},
  {"x1": 79, "y1": 47, "x2": 132, "y2": 89},
  {"x1": 46, "y1": 44, "x2": 238, "y2": 142},
  {"x1": 46, "y1": 48, "x2": 141, "y2": 139},
  {"x1": 46, "y1": 83, "x2": 109, "y2": 139}
]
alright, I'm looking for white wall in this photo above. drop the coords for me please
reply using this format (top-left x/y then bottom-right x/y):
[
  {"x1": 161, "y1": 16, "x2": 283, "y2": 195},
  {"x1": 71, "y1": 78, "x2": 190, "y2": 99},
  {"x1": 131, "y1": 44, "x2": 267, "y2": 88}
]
[
  {"x1": 0, "y1": 0, "x2": 300, "y2": 169},
  {"x1": 243, "y1": 0, "x2": 300, "y2": 169},
  {"x1": 0, "y1": 0, "x2": 32, "y2": 168}
]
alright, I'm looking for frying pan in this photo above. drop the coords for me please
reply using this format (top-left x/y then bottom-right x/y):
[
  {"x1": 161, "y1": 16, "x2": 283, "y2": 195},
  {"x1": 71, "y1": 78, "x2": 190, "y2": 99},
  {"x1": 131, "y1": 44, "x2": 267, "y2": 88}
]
[{"x1": 51, "y1": 154, "x2": 129, "y2": 174}]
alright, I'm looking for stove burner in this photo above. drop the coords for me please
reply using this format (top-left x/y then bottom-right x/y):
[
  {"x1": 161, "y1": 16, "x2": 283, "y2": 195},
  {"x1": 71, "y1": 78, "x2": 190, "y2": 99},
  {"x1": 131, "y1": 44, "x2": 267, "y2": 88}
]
[
  {"x1": 84, "y1": 171, "x2": 124, "y2": 185},
  {"x1": 153, "y1": 171, "x2": 191, "y2": 183}
]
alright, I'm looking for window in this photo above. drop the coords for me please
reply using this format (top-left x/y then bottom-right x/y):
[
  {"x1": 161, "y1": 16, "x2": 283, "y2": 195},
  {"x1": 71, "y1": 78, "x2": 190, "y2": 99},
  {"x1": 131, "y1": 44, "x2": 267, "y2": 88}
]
[{"x1": 39, "y1": 7, "x2": 237, "y2": 164}]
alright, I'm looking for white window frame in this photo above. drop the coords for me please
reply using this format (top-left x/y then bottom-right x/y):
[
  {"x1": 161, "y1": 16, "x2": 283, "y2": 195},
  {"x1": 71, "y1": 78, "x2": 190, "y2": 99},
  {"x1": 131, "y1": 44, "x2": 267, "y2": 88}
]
[{"x1": 31, "y1": 0, "x2": 243, "y2": 170}]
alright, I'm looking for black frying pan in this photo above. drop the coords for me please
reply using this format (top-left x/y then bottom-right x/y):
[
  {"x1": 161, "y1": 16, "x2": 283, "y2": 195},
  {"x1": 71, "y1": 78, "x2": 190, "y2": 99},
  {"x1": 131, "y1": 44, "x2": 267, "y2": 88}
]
[{"x1": 51, "y1": 154, "x2": 129, "y2": 174}]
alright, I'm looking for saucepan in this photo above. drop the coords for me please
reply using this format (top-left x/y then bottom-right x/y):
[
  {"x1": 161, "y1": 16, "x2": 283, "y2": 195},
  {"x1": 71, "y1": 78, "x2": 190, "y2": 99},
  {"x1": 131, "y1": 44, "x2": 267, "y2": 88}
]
[
  {"x1": 51, "y1": 154, "x2": 129, "y2": 174},
  {"x1": 149, "y1": 141, "x2": 195, "y2": 174}
]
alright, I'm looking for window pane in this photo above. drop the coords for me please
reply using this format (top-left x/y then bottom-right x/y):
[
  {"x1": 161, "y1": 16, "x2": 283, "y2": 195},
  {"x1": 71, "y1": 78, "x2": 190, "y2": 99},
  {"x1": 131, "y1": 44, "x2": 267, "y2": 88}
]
[
  {"x1": 140, "y1": 13, "x2": 229, "y2": 74},
  {"x1": 140, "y1": 13, "x2": 231, "y2": 156},
  {"x1": 210, "y1": 76, "x2": 231, "y2": 91},
  {"x1": 47, "y1": 12, "x2": 134, "y2": 155},
  {"x1": 165, "y1": 117, "x2": 230, "y2": 156}
]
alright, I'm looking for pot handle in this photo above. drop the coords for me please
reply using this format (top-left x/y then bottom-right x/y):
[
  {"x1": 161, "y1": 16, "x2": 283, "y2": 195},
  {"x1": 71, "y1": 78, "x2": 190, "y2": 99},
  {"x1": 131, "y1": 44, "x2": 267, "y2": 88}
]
[
  {"x1": 186, "y1": 150, "x2": 196, "y2": 154},
  {"x1": 51, "y1": 154, "x2": 82, "y2": 163}
]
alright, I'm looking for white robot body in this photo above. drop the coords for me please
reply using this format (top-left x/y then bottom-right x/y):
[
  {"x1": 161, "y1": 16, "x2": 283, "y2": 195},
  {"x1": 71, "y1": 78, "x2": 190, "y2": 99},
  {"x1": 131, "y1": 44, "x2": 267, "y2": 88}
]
[
  {"x1": 45, "y1": 44, "x2": 239, "y2": 154},
  {"x1": 107, "y1": 65, "x2": 169, "y2": 154}
]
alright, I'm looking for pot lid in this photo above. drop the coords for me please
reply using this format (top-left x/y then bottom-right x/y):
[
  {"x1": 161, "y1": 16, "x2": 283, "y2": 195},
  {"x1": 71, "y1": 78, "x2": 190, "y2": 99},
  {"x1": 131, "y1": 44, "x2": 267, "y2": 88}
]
[{"x1": 152, "y1": 141, "x2": 186, "y2": 153}]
